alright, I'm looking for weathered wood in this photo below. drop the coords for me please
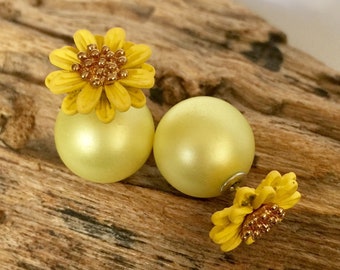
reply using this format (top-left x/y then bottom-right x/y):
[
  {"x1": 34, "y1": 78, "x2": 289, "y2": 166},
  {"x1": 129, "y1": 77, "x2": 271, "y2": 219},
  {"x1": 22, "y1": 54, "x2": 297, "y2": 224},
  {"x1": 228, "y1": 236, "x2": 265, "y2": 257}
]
[{"x1": 0, "y1": 0, "x2": 339, "y2": 269}]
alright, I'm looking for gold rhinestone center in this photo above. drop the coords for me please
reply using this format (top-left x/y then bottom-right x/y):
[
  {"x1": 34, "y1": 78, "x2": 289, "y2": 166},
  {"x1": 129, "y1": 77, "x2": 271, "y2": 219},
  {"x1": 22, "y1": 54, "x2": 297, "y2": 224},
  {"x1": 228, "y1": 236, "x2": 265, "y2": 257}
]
[
  {"x1": 72, "y1": 44, "x2": 128, "y2": 88},
  {"x1": 241, "y1": 203, "x2": 285, "y2": 242}
]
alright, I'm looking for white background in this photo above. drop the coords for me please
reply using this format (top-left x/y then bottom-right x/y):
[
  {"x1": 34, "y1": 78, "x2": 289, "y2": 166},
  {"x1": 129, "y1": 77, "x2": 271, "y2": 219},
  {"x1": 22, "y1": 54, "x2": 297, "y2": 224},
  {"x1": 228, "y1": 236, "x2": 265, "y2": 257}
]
[{"x1": 235, "y1": 0, "x2": 340, "y2": 71}]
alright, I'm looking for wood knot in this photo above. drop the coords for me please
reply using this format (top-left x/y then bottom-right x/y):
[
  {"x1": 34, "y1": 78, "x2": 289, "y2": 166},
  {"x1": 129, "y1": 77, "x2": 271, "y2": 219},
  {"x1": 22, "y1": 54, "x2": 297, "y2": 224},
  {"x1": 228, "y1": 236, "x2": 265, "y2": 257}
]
[
  {"x1": 242, "y1": 33, "x2": 284, "y2": 72},
  {"x1": 0, "y1": 89, "x2": 35, "y2": 150}
]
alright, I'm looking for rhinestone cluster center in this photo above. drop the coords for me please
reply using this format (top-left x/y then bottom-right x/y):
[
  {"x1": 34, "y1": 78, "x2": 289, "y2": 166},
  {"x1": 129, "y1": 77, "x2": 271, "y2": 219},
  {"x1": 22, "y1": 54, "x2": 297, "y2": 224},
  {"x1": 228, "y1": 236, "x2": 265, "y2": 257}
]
[
  {"x1": 241, "y1": 203, "x2": 285, "y2": 242},
  {"x1": 72, "y1": 44, "x2": 128, "y2": 88}
]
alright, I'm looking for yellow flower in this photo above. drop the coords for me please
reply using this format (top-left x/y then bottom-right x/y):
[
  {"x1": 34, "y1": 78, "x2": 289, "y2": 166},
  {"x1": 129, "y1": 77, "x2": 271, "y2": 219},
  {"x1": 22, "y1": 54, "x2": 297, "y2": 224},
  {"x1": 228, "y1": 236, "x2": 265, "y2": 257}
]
[
  {"x1": 209, "y1": 170, "x2": 301, "y2": 252},
  {"x1": 45, "y1": 28, "x2": 155, "y2": 123}
]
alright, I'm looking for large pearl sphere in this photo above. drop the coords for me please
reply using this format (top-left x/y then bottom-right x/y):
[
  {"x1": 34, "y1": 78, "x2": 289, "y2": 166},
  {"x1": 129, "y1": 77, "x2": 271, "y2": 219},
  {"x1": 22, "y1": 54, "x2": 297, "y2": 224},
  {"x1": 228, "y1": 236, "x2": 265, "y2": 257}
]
[
  {"x1": 54, "y1": 106, "x2": 154, "y2": 183},
  {"x1": 153, "y1": 96, "x2": 255, "y2": 198}
]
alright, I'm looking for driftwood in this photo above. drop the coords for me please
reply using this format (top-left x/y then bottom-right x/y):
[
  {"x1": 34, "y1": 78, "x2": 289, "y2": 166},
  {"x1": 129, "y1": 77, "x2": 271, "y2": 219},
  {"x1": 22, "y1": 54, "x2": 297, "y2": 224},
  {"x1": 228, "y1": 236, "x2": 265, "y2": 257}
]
[{"x1": 0, "y1": 0, "x2": 339, "y2": 269}]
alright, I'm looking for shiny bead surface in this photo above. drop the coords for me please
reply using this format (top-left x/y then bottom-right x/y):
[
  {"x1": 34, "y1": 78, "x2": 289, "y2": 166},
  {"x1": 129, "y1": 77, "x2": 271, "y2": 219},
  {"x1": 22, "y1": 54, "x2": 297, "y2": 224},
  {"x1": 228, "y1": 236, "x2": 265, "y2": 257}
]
[
  {"x1": 153, "y1": 96, "x2": 255, "y2": 198},
  {"x1": 55, "y1": 106, "x2": 154, "y2": 183}
]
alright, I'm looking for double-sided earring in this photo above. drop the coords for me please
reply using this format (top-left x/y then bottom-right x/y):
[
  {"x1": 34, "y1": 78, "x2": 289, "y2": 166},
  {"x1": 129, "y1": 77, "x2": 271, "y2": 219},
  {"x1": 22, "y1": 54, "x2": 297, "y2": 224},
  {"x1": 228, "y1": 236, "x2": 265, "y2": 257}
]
[
  {"x1": 46, "y1": 28, "x2": 301, "y2": 253},
  {"x1": 45, "y1": 28, "x2": 155, "y2": 183}
]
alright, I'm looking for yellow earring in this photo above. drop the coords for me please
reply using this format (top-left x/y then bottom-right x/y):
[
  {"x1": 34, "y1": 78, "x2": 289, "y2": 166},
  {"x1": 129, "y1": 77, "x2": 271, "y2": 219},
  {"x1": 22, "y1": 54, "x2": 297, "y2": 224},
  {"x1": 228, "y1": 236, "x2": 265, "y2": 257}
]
[
  {"x1": 209, "y1": 170, "x2": 301, "y2": 252},
  {"x1": 46, "y1": 27, "x2": 155, "y2": 183}
]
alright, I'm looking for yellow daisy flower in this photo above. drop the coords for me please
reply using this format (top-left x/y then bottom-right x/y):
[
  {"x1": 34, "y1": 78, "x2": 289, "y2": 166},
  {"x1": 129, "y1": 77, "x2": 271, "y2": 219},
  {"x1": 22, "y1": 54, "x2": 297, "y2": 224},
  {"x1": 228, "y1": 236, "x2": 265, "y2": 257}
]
[
  {"x1": 209, "y1": 170, "x2": 301, "y2": 252},
  {"x1": 45, "y1": 28, "x2": 155, "y2": 123}
]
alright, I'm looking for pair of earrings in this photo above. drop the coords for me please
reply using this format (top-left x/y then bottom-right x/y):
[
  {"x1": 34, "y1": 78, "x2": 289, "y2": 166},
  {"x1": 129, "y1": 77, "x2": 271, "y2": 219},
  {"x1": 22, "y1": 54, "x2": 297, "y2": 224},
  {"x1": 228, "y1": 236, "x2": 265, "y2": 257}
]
[{"x1": 46, "y1": 28, "x2": 300, "y2": 252}]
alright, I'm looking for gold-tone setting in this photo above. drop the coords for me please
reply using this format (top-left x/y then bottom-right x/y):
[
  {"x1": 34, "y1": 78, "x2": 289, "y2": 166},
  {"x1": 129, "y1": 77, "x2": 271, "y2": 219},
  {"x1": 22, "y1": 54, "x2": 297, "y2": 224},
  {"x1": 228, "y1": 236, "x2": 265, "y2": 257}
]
[
  {"x1": 72, "y1": 44, "x2": 128, "y2": 88},
  {"x1": 241, "y1": 203, "x2": 285, "y2": 242}
]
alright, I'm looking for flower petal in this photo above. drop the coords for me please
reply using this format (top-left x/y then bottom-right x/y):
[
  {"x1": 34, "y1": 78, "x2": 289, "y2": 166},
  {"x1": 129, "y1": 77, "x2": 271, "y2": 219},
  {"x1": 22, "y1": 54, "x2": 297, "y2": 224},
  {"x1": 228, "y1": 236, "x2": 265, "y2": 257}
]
[
  {"x1": 244, "y1": 236, "x2": 255, "y2": 245},
  {"x1": 123, "y1": 41, "x2": 135, "y2": 51},
  {"x1": 95, "y1": 35, "x2": 104, "y2": 50},
  {"x1": 73, "y1": 29, "x2": 97, "y2": 52},
  {"x1": 49, "y1": 46, "x2": 79, "y2": 71},
  {"x1": 124, "y1": 44, "x2": 152, "y2": 69},
  {"x1": 77, "y1": 84, "x2": 102, "y2": 114},
  {"x1": 233, "y1": 187, "x2": 256, "y2": 207},
  {"x1": 95, "y1": 94, "x2": 115, "y2": 123},
  {"x1": 220, "y1": 232, "x2": 243, "y2": 252},
  {"x1": 105, "y1": 82, "x2": 131, "y2": 112},
  {"x1": 209, "y1": 225, "x2": 225, "y2": 240},
  {"x1": 252, "y1": 186, "x2": 276, "y2": 210},
  {"x1": 273, "y1": 191, "x2": 301, "y2": 210},
  {"x1": 257, "y1": 170, "x2": 281, "y2": 190},
  {"x1": 210, "y1": 223, "x2": 240, "y2": 245},
  {"x1": 120, "y1": 66, "x2": 155, "y2": 89},
  {"x1": 45, "y1": 70, "x2": 59, "y2": 88},
  {"x1": 278, "y1": 172, "x2": 297, "y2": 186},
  {"x1": 275, "y1": 180, "x2": 299, "y2": 202},
  {"x1": 45, "y1": 70, "x2": 86, "y2": 94},
  {"x1": 211, "y1": 207, "x2": 232, "y2": 226},
  {"x1": 228, "y1": 206, "x2": 253, "y2": 224},
  {"x1": 141, "y1": 63, "x2": 156, "y2": 75},
  {"x1": 104, "y1": 27, "x2": 125, "y2": 51},
  {"x1": 61, "y1": 91, "x2": 79, "y2": 115},
  {"x1": 127, "y1": 87, "x2": 146, "y2": 108}
]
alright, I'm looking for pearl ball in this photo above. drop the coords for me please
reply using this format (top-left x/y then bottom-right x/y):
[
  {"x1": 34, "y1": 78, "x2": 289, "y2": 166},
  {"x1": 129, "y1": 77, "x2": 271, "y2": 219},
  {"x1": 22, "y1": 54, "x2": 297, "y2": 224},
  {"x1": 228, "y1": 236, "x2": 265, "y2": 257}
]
[
  {"x1": 54, "y1": 106, "x2": 154, "y2": 183},
  {"x1": 153, "y1": 96, "x2": 255, "y2": 198}
]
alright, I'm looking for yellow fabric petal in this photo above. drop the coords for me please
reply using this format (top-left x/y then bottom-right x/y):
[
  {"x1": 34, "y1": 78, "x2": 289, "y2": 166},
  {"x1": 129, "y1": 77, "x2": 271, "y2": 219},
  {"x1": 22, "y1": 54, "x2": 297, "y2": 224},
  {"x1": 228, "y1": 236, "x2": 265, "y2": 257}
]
[
  {"x1": 244, "y1": 236, "x2": 255, "y2": 245},
  {"x1": 257, "y1": 170, "x2": 281, "y2": 190},
  {"x1": 95, "y1": 94, "x2": 116, "y2": 123},
  {"x1": 61, "y1": 91, "x2": 79, "y2": 115},
  {"x1": 49, "y1": 46, "x2": 79, "y2": 71},
  {"x1": 45, "y1": 70, "x2": 86, "y2": 94},
  {"x1": 233, "y1": 187, "x2": 256, "y2": 207},
  {"x1": 105, "y1": 82, "x2": 131, "y2": 112},
  {"x1": 45, "y1": 70, "x2": 59, "y2": 88},
  {"x1": 274, "y1": 180, "x2": 298, "y2": 202},
  {"x1": 104, "y1": 27, "x2": 125, "y2": 52},
  {"x1": 273, "y1": 191, "x2": 301, "y2": 210},
  {"x1": 228, "y1": 206, "x2": 253, "y2": 224},
  {"x1": 73, "y1": 29, "x2": 97, "y2": 52},
  {"x1": 252, "y1": 186, "x2": 276, "y2": 210},
  {"x1": 123, "y1": 44, "x2": 152, "y2": 69},
  {"x1": 210, "y1": 223, "x2": 240, "y2": 245},
  {"x1": 127, "y1": 88, "x2": 146, "y2": 108},
  {"x1": 95, "y1": 35, "x2": 104, "y2": 50},
  {"x1": 77, "y1": 84, "x2": 102, "y2": 114},
  {"x1": 220, "y1": 232, "x2": 243, "y2": 252},
  {"x1": 141, "y1": 63, "x2": 156, "y2": 75},
  {"x1": 120, "y1": 67, "x2": 155, "y2": 89},
  {"x1": 123, "y1": 41, "x2": 135, "y2": 51},
  {"x1": 211, "y1": 207, "x2": 232, "y2": 226},
  {"x1": 209, "y1": 225, "x2": 224, "y2": 240},
  {"x1": 277, "y1": 172, "x2": 296, "y2": 187}
]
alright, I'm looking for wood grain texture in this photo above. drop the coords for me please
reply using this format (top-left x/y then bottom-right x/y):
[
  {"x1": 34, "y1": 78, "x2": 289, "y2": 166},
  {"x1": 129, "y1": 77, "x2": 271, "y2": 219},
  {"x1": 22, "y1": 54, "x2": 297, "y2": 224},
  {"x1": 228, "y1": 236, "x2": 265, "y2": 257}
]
[{"x1": 0, "y1": 0, "x2": 339, "y2": 269}]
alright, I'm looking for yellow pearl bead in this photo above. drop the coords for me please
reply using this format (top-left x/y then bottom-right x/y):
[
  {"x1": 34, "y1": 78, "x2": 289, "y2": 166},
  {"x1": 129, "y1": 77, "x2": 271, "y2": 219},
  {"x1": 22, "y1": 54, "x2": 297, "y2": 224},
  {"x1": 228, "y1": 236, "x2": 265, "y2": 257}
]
[
  {"x1": 153, "y1": 97, "x2": 255, "y2": 198},
  {"x1": 54, "y1": 106, "x2": 154, "y2": 183}
]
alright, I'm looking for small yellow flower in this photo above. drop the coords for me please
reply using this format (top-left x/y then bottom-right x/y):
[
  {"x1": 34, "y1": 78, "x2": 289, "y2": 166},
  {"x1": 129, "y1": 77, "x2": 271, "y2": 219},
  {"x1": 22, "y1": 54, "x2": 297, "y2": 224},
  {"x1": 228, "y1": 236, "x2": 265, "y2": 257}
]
[
  {"x1": 45, "y1": 28, "x2": 155, "y2": 123},
  {"x1": 209, "y1": 170, "x2": 301, "y2": 252}
]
